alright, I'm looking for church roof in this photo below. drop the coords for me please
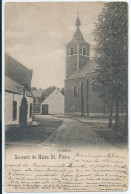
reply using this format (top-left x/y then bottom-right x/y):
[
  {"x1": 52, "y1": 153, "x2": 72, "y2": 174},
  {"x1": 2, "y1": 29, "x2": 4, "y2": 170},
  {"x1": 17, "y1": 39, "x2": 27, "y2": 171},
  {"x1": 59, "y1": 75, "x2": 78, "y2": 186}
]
[
  {"x1": 66, "y1": 60, "x2": 97, "y2": 80},
  {"x1": 75, "y1": 16, "x2": 81, "y2": 26},
  {"x1": 73, "y1": 27, "x2": 84, "y2": 41},
  {"x1": 73, "y1": 15, "x2": 84, "y2": 41}
]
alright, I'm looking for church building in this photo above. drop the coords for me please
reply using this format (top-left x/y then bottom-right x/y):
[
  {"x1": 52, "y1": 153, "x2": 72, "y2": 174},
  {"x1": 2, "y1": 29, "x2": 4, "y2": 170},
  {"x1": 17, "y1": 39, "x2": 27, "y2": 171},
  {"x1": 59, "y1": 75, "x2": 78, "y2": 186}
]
[{"x1": 64, "y1": 15, "x2": 104, "y2": 117}]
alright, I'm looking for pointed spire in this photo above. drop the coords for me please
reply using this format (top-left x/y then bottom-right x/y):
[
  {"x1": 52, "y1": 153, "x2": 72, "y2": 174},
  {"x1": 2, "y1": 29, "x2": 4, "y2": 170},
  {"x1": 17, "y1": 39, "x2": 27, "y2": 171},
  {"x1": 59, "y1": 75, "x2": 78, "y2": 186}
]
[
  {"x1": 75, "y1": 10, "x2": 81, "y2": 27},
  {"x1": 73, "y1": 11, "x2": 84, "y2": 41}
]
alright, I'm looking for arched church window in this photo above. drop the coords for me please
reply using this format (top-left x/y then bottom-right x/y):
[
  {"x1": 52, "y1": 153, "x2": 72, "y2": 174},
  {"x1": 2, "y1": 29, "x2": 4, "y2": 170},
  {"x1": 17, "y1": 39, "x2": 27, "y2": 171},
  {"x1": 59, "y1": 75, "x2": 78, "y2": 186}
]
[
  {"x1": 82, "y1": 47, "x2": 87, "y2": 55},
  {"x1": 73, "y1": 85, "x2": 78, "y2": 96},
  {"x1": 92, "y1": 80, "x2": 97, "y2": 92},
  {"x1": 70, "y1": 47, "x2": 74, "y2": 55},
  {"x1": 12, "y1": 101, "x2": 17, "y2": 121}
]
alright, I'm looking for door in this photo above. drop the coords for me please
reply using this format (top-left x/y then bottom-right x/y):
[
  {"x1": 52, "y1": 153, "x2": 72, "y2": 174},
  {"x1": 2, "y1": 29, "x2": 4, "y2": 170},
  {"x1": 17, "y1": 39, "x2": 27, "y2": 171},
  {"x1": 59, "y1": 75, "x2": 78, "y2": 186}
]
[
  {"x1": 19, "y1": 97, "x2": 28, "y2": 126},
  {"x1": 42, "y1": 104, "x2": 48, "y2": 115}
]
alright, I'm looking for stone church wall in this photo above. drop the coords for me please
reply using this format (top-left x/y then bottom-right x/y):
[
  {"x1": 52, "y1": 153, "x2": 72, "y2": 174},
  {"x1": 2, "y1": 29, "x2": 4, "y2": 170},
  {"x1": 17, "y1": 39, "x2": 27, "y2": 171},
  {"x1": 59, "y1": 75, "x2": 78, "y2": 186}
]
[
  {"x1": 66, "y1": 55, "x2": 77, "y2": 78},
  {"x1": 65, "y1": 74, "x2": 105, "y2": 116},
  {"x1": 65, "y1": 79, "x2": 81, "y2": 113}
]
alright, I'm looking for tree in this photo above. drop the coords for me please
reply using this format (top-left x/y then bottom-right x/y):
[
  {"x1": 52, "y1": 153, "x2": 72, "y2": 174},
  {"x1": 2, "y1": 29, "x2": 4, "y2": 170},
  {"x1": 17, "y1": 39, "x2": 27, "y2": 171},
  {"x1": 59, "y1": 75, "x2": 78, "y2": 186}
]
[
  {"x1": 93, "y1": 2, "x2": 128, "y2": 131},
  {"x1": 44, "y1": 86, "x2": 56, "y2": 95},
  {"x1": 31, "y1": 87, "x2": 37, "y2": 91}
]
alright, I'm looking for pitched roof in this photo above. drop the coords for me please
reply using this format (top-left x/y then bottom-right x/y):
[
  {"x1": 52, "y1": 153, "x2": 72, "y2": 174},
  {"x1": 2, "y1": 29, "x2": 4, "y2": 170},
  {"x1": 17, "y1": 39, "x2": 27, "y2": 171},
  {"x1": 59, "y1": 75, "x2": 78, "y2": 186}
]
[
  {"x1": 31, "y1": 90, "x2": 44, "y2": 98},
  {"x1": 66, "y1": 60, "x2": 97, "y2": 80},
  {"x1": 5, "y1": 76, "x2": 33, "y2": 97},
  {"x1": 5, "y1": 76, "x2": 23, "y2": 95},
  {"x1": 5, "y1": 53, "x2": 33, "y2": 90},
  {"x1": 42, "y1": 88, "x2": 64, "y2": 103}
]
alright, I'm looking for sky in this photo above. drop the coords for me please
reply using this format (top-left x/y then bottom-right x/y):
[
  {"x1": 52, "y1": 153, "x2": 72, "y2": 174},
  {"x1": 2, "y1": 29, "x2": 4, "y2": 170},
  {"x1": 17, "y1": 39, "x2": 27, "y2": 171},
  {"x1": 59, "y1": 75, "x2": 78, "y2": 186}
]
[{"x1": 5, "y1": 2, "x2": 104, "y2": 90}]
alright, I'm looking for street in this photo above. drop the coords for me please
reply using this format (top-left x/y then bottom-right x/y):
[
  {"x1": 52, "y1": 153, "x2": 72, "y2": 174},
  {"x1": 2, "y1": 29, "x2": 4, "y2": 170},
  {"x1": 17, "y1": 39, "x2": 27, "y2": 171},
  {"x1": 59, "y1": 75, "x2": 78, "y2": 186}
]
[
  {"x1": 41, "y1": 115, "x2": 127, "y2": 148},
  {"x1": 5, "y1": 115, "x2": 127, "y2": 148},
  {"x1": 42, "y1": 116, "x2": 112, "y2": 148}
]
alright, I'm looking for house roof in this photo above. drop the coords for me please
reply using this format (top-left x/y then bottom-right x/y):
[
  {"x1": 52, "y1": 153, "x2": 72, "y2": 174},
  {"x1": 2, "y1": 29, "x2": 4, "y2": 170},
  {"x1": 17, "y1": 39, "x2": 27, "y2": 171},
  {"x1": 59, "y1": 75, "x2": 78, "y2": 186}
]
[
  {"x1": 31, "y1": 90, "x2": 44, "y2": 98},
  {"x1": 5, "y1": 76, "x2": 23, "y2": 95},
  {"x1": 42, "y1": 88, "x2": 64, "y2": 103},
  {"x1": 5, "y1": 76, "x2": 33, "y2": 97},
  {"x1": 66, "y1": 60, "x2": 97, "y2": 80},
  {"x1": 5, "y1": 53, "x2": 33, "y2": 90}
]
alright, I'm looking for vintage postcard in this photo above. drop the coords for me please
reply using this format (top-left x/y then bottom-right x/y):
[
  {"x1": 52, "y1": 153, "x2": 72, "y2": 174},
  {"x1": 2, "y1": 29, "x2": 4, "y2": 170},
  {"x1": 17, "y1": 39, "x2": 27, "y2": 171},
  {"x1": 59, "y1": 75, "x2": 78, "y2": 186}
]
[{"x1": 4, "y1": 1, "x2": 128, "y2": 192}]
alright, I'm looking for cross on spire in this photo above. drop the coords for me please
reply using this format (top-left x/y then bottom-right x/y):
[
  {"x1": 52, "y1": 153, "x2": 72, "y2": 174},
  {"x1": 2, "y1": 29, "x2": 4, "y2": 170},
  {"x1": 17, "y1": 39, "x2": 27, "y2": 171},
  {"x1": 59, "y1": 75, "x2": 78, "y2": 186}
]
[{"x1": 77, "y1": 10, "x2": 79, "y2": 17}]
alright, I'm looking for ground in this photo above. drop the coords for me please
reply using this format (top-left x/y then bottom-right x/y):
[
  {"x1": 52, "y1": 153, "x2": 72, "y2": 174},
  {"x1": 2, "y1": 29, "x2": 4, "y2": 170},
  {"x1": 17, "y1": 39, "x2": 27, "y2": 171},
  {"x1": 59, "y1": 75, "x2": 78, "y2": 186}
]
[
  {"x1": 5, "y1": 115, "x2": 127, "y2": 148},
  {"x1": 5, "y1": 115, "x2": 63, "y2": 145}
]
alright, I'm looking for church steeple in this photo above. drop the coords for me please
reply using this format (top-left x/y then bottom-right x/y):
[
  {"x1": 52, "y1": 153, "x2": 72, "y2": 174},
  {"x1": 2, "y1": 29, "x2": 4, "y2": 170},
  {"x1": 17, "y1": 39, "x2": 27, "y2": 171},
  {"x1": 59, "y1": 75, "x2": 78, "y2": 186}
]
[
  {"x1": 75, "y1": 11, "x2": 81, "y2": 26},
  {"x1": 65, "y1": 12, "x2": 90, "y2": 78},
  {"x1": 73, "y1": 12, "x2": 84, "y2": 41}
]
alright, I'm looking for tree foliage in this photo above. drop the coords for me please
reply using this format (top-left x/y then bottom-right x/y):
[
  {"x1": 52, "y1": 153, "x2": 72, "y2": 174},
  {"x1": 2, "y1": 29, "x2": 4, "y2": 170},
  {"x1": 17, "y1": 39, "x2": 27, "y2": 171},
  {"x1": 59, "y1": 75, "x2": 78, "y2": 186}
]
[
  {"x1": 31, "y1": 87, "x2": 37, "y2": 91},
  {"x1": 93, "y1": 2, "x2": 128, "y2": 130},
  {"x1": 44, "y1": 86, "x2": 56, "y2": 95}
]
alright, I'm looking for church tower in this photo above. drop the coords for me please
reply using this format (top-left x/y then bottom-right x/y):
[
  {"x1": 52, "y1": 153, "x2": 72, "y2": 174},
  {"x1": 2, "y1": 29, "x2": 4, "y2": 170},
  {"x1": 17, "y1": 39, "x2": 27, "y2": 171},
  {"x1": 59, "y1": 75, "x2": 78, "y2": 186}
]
[{"x1": 65, "y1": 13, "x2": 90, "y2": 78}]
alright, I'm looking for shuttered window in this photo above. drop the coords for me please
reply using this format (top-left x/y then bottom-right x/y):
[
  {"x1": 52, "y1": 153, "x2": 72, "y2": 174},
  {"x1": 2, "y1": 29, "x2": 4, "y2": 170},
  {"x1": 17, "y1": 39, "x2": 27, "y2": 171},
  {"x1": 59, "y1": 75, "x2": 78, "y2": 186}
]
[{"x1": 12, "y1": 101, "x2": 17, "y2": 121}]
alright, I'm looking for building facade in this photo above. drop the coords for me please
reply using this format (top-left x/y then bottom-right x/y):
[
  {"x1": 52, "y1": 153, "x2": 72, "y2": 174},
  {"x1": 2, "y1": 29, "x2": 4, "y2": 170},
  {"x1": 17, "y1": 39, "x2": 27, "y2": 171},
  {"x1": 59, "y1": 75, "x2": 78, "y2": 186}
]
[
  {"x1": 41, "y1": 88, "x2": 64, "y2": 115},
  {"x1": 64, "y1": 16, "x2": 104, "y2": 116},
  {"x1": 5, "y1": 53, "x2": 33, "y2": 129},
  {"x1": 32, "y1": 90, "x2": 47, "y2": 114}
]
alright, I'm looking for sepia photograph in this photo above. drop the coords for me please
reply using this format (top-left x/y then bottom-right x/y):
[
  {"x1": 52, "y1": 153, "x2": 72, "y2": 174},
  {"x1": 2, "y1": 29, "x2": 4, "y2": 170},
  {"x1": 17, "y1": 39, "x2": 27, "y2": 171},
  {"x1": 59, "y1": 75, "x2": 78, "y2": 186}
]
[{"x1": 4, "y1": 1, "x2": 128, "y2": 192}]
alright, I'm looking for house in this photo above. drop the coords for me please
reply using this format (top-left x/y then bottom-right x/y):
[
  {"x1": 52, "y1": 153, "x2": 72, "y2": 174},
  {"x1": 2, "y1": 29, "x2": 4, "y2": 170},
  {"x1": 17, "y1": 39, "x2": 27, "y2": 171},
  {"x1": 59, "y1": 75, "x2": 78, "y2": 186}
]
[
  {"x1": 32, "y1": 89, "x2": 47, "y2": 114},
  {"x1": 64, "y1": 15, "x2": 104, "y2": 117},
  {"x1": 41, "y1": 88, "x2": 64, "y2": 115},
  {"x1": 5, "y1": 53, "x2": 33, "y2": 129}
]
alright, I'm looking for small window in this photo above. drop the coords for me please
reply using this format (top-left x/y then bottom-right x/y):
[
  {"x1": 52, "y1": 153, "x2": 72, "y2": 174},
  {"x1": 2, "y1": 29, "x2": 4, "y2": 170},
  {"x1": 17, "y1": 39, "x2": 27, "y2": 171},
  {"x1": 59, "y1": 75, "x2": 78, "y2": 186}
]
[
  {"x1": 70, "y1": 47, "x2": 74, "y2": 55},
  {"x1": 30, "y1": 104, "x2": 33, "y2": 118},
  {"x1": 12, "y1": 101, "x2": 17, "y2": 121},
  {"x1": 82, "y1": 47, "x2": 87, "y2": 55},
  {"x1": 92, "y1": 80, "x2": 97, "y2": 92},
  {"x1": 73, "y1": 85, "x2": 78, "y2": 96}
]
